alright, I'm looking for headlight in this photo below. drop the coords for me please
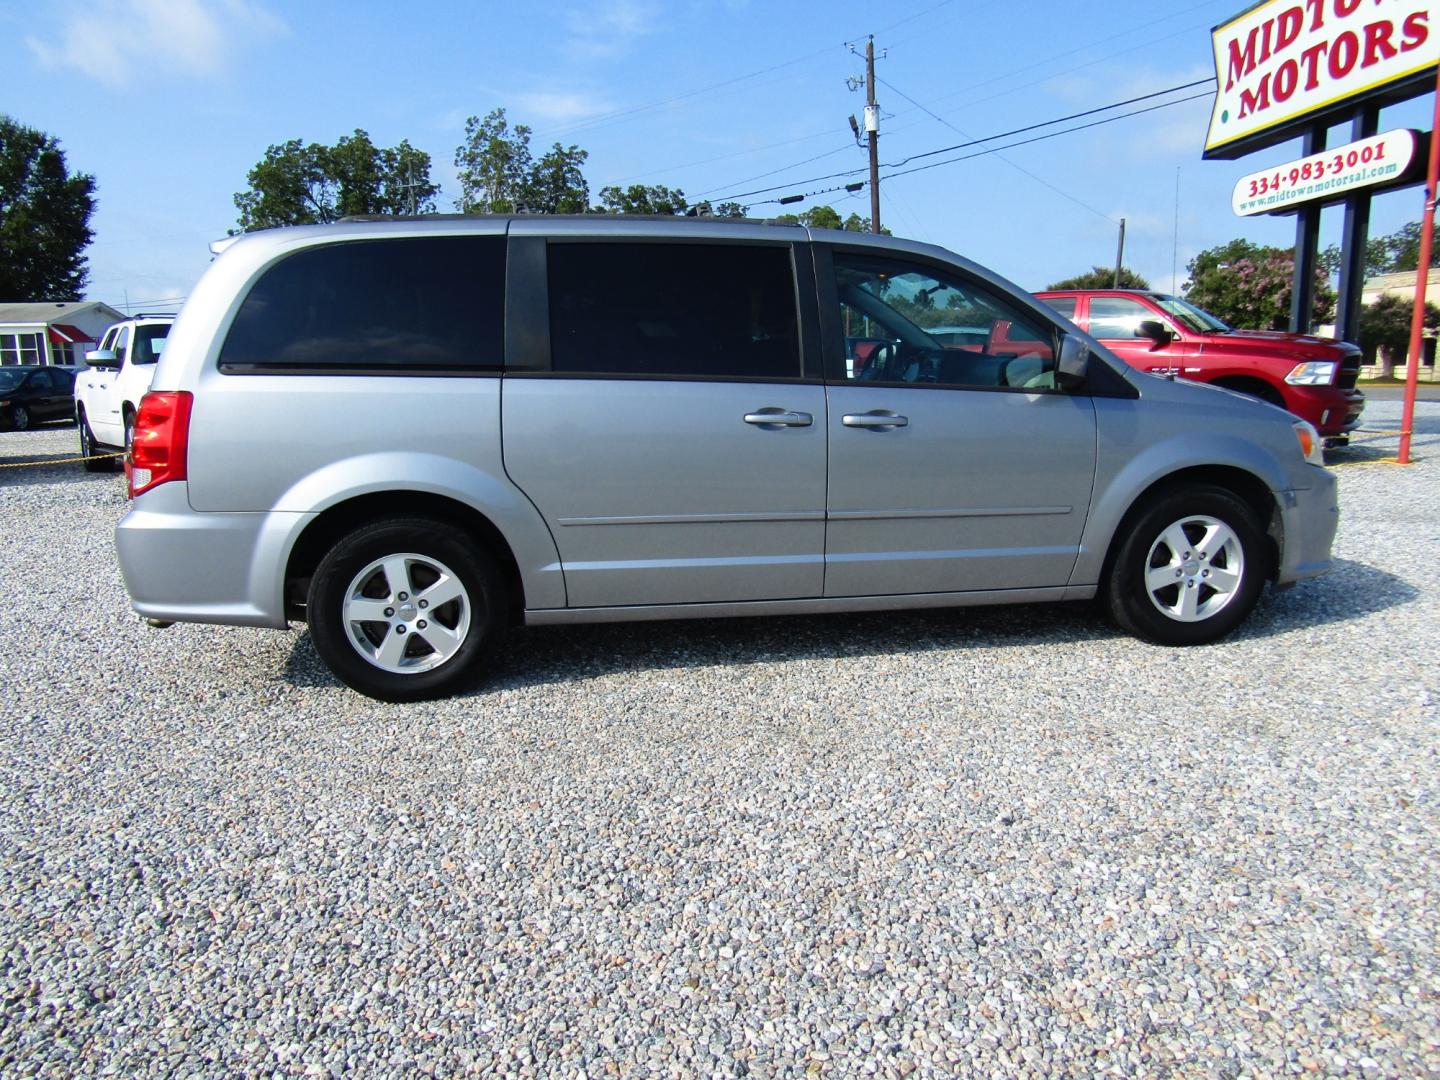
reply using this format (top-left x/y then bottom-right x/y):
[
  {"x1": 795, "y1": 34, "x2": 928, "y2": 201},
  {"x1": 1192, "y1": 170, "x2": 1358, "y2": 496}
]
[
  {"x1": 1285, "y1": 361, "x2": 1337, "y2": 385},
  {"x1": 1293, "y1": 420, "x2": 1325, "y2": 465}
]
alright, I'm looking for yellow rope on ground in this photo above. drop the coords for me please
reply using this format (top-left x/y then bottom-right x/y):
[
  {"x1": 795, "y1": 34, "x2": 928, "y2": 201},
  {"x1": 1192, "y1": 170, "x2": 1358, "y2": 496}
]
[{"x1": 0, "y1": 451, "x2": 126, "y2": 469}]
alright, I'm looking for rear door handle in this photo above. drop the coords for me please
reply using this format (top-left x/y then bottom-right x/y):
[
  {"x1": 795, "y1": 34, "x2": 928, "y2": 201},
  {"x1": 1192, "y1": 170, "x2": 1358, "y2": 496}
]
[
  {"x1": 744, "y1": 409, "x2": 813, "y2": 427},
  {"x1": 842, "y1": 411, "x2": 909, "y2": 429}
]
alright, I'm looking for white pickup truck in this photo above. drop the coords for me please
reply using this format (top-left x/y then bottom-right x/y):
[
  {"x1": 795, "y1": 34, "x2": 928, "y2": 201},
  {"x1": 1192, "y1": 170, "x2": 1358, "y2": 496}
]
[{"x1": 75, "y1": 315, "x2": 174, "y2": 472}]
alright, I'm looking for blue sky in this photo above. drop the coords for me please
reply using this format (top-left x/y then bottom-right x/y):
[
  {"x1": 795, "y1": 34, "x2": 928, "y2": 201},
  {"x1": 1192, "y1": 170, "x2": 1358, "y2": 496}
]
[{"x1": 3, "y1": 0, "x2": 1435, "y2": 313}]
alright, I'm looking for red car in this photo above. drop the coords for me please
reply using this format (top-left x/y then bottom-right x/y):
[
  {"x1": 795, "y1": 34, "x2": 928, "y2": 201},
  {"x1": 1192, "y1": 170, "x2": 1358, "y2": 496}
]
[{"x1": 1034, "y1": 290, "x2": 1364, "y2": 443}]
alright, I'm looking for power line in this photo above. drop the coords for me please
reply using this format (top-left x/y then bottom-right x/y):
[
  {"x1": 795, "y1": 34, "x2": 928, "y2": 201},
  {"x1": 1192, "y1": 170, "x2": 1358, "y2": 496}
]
[
  {"x1": 737, "y1": 90, "x2": 1215, "y2": 209},
  {"x1": 880, "y1": 91, "x2": 1216, "y2": 182},
  {"x1": 876, "y1": 74, "x2": 1118, "y2": 225},
  {"x1": 707, "y1": 78, "x2": 1216, "y2": 204}
]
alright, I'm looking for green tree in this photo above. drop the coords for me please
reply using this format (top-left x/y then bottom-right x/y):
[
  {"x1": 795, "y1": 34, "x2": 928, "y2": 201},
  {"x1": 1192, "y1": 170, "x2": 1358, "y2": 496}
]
[
  {"x1": 0, "y1": 115, "x2": 96, "y2": 300},
  {"x1": 522, "y1": 143, "x2": 590, "y2": 214},
  {"x1": 1046, "y1": 266, "x2": 1150, "y2": 290},
  {"x1": 1357, "y1": 292, "x2": 1440, "y2": 375},
  {"x1": 690, "y1": 200, "x2": 747, "y2": 218},
  {"x1": 595, "y1": 183, "x2": 690, "y2": 215},
  {"x1": 454, "y1": 109, "x2": 534, "y2": 214},
  {"x1": 1320, "y1": 220, "x2": 1440, "y2": 279},
  {"x1": 1183, "y1": 238, "x2": 1335, "y2": 330},
  {"x1": 772, "y1": 206, "x2": 888, "y2": 233},
  {"x1": 233, "y1": 130, "x2": 438, "y2": 232}
]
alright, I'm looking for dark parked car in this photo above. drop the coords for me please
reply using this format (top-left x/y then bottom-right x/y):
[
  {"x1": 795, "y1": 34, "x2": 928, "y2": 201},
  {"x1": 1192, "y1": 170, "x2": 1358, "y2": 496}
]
[{"x1": 0, "y1": 366, "x2": 76, "y2": 431}]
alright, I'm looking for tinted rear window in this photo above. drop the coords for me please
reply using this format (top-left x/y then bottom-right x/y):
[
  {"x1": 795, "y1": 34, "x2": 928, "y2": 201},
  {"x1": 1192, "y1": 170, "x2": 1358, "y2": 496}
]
[
  {"x1": 219, "y1": 236, "x2": 505, "y2": 372},
  {"x1": 1041, "y1": 296, "x2": 1077, "y2": 319},
  {"x1": 547, "y1": 242, "x2": 800, "y2": 379}
]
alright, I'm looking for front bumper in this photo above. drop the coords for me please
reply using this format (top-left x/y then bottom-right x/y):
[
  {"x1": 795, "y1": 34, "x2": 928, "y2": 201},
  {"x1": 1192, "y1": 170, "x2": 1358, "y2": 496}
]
[
  {"x1": 1288, "y1": 386, "x2": 1364, "y2": 437},
  {"x1": 115, "y1": 482, "x2": 308, "y2": 629},
  {"x1": 1274, "y1": 466, "x2": 1339, "y2": 585}
]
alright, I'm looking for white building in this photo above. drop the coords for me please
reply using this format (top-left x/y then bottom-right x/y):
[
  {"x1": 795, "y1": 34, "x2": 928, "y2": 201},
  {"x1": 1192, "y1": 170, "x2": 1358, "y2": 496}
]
[{"x1": 0, "y1": 301, "x2": 126, "y2": 367}]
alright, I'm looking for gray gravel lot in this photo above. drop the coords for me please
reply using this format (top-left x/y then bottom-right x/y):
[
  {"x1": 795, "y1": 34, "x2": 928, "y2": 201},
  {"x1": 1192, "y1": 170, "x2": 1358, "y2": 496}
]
[{"x1": 0, "y1": 403, "x2": 1436, "y2": 1078}]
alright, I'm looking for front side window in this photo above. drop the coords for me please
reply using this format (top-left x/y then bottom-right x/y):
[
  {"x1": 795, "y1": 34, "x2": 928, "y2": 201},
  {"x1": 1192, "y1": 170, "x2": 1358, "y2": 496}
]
[
  {"x1": 547, "y1": 242, "x2": 800, "y2": 379},
  {"x1": 219, "y1": 236, "x2": 506, "y2": 372},
  {"x1": 1087, "y1": 296, "x2": 1161, "y2": 339},
  {"x1": 113, "y1": 327, "x2": 131, "y2": 365},
  {"x1": 833, "y1": 253, "x2": 1058, "y2": 391}
]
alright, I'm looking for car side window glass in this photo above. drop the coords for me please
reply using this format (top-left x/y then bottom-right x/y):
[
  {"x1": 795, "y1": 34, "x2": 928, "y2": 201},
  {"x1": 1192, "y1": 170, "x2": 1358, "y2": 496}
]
[
  {"x1": 113, "y1": 327, "x2": 131, "y2": 366},
  {"x1": 219, "y1": 236, "x2": 506, "y2": 372},
  {"x1": 134, "y1": 325, "x2": 168, "y2": 364},
  {"x1": 833, "y1": 253, "x2": 1058, "y2": 391},
  {"x1": 1087, "y1": 297, "x2": 1158, "y2": 339},
  {"x1": 29, "y1": 369, "x2": 51, "y2": 391},
  {"x1": 547, "y1": 242, "x2": 801, "y2": 379},
  {"x1": 1043, "y1": 296, "x2": 1077, "y2": 320}
]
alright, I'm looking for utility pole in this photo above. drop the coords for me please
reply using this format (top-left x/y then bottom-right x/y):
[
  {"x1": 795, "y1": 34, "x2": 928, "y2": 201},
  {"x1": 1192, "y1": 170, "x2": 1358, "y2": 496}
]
[
  {"x1": 848, "y1": 37, "x2": 885, "y2": 234},
  {"x1": 1113, "y1": 218, "x2": 1126, "y2": 288},
  {"x1": 866, "y1": 37, "x2": 880, "y2": 234}
]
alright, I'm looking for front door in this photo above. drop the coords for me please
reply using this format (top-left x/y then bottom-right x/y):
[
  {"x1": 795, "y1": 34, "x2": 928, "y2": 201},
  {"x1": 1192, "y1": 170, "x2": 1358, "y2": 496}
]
[{"x1": 821, "y1": 249, "x2": 1099, "y2": 597}]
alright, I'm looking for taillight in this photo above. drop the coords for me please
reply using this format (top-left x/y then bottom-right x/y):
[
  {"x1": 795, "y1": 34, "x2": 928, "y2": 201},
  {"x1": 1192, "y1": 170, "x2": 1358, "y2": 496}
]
[{"x1": 127, "y1": 391, "x2": 193, "y2": 498}]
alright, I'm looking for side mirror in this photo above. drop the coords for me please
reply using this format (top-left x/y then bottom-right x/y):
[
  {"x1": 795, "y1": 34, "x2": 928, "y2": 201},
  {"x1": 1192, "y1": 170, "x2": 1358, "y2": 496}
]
[
  {"x1": 1137, "y1": 320, "x2": 1173, "y2": 349},
  {"x1": 1056, "y1": 334, "x2": 1088, "y2": 391},
  {"x1": 85, "y1": 348, "x2": 118, "y2": 367}
]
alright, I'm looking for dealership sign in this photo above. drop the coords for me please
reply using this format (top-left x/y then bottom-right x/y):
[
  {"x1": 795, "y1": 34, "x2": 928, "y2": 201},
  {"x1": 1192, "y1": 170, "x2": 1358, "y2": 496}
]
[
  {"x1": 1205, "y1": 0, "x2": 1437, "y2": 159},
  {"x1": 1232, "y1": 127, "x2": 1418, "y2": 214}
]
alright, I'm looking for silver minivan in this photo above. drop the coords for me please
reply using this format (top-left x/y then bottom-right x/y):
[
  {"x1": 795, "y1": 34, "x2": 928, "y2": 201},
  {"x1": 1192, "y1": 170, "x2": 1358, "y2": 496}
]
[{"x1": 116, "y1": 217, "x2": 1338, "y2": 700}]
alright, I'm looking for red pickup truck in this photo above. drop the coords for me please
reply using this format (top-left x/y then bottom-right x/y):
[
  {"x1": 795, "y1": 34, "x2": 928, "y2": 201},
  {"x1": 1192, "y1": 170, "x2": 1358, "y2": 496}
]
[{"x1": 1034, "y1": 290, "x2": 1364, "y2": 443}]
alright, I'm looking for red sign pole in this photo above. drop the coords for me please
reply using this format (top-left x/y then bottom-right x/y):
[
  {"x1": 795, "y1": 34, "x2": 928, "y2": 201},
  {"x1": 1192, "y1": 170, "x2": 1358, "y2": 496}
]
[{"x1": 1397, "y1": 68, "x2": 1440, "y2": 466}]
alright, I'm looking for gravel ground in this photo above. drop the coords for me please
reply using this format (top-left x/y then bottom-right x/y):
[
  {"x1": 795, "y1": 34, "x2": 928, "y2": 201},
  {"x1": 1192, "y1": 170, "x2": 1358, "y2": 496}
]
[{"x1": 0, "y1": 403, "x2": 1436, "y2": 1078}]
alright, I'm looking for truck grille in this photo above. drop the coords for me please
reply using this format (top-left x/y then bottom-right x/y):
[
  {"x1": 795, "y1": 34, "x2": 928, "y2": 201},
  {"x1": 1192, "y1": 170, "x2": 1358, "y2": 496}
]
[{"x1": 1336, "y1": 350, "x2": 1361, "y2": 390}]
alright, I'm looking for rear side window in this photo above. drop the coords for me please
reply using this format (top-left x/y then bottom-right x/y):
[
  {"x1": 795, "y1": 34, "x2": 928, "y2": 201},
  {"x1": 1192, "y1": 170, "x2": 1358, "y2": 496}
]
[
  {"x1": 547, "y1": 242, "x2": 800, "y2": 379},
  {"x1": 1042, "y1": 296, "x2": 1077, "y2": 319},
  {"x1": 219, "y1": 236, "x2": 505, "y2": 372}
]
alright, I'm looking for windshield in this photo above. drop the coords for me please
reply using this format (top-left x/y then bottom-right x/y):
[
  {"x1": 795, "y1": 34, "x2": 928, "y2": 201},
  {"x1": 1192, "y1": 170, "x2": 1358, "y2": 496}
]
[
  {"x1": 1153, "y1": 295, "x2": 1230, "y2": 333},
  {"x1": 0, "y1": 370, "x2": 25, "y2": 392}
]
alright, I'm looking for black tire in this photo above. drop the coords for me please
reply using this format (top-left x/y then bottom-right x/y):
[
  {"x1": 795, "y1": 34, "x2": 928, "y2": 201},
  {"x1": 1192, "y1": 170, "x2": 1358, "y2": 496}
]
[
  {"x1": 122, "y1": 412, "x2": 135, "y2": 462},
  {"x1": 307, "y1": 517, "x2": 506, "y2": 701},
  {"x1": 1103, "y1": 484, "x2": 1266, "y2": 646},
  {"x1": 10, "y1": 405, "x2": 30, "y2": 431},
  {"x1": 77, "y1": 410, "x2": 111, "y2": 473}
]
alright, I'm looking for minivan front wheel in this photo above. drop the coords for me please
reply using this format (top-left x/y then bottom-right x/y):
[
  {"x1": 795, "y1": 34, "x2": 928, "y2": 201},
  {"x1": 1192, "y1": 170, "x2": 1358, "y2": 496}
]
[
  {"x1": 308, "y1": 518, "x2": 505, "y2": 701},
  {"x1": 1104, "y1": 485, "x2": 1266, "y2": 646}
]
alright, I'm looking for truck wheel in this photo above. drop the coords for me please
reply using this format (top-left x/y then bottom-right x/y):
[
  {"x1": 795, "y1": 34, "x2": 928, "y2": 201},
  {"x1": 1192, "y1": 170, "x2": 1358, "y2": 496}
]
[
  {"x1": 77, "y1": 409, "x2": 110, "y2": 472},
  {"x1": 1104, "y1": 484, "x2": 1266, "y2": 646},
  {"x1": 307, "y1": 517, "x2": 505, "y2": 701}
]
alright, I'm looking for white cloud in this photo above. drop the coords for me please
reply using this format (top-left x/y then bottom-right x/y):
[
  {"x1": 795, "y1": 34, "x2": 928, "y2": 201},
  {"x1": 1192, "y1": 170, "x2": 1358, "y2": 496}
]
[
  {"x1": 515, "y1": 91, "x2": 617, "y2": 126},
  {"x1": 26, "y1": 0, "x2": 287, "y2": 88},
  {"x1": 565, "y1": 0, "x2": 659, "y2": 59}
]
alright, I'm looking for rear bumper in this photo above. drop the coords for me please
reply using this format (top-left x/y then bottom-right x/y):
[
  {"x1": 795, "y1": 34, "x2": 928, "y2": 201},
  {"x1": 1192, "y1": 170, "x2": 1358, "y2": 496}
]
[
  {"x1": 115, "y1": 482, "x2": 307, "y2": 629},
  {"x1": 1287, "y1": 386, "x2": 1364, "y2": 437},
  {"x1": 1275, "y1": 467, "x2": 1338, "y2": 585}
]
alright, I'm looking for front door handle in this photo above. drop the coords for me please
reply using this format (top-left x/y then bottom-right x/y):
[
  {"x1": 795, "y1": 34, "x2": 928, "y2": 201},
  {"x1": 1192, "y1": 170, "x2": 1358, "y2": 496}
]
[
  {"x1": 744, "y1": 409, "x2": 813, "y2": 427},
  {"x1": 842, "y1": 411, "x2": 909, "y2": 429}
]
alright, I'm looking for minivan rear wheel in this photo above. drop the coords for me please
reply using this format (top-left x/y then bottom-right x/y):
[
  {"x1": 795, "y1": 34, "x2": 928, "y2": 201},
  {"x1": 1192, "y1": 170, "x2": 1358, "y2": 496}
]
[
  {"x1": 1104, "y1": 485, "x2": 1266, "y2": 646},
  {"x1": 308, "y1": 517, "x2": 505, "y2": 701}
]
